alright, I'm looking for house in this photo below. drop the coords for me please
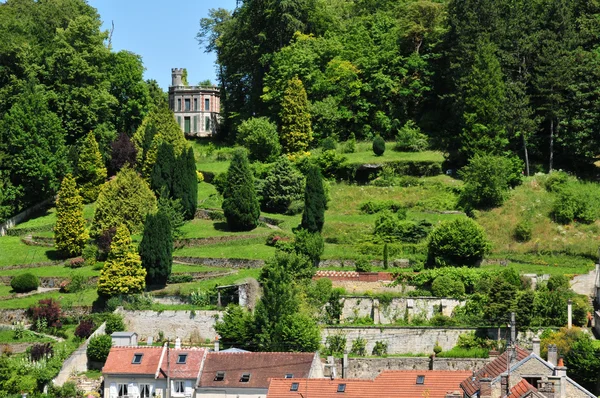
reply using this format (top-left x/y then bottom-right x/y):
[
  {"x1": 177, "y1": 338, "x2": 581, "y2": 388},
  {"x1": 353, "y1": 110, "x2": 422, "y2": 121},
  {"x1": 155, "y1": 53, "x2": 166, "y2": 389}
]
[
  {"x1": 266, "y1": 370, "x2": 472, "y2": 398},
  {"x1": 102, "y1": 345, "x2": 206, "y2": 398},
  {"x1": 196, "y1": 352, "x2": 324, "y2": 398},
  {"x1": 169, "y1": 68, "x2": 220, "y2": 137},
  {"x1": 460, "y1": 341, "x2": 596, "y2": 398}
]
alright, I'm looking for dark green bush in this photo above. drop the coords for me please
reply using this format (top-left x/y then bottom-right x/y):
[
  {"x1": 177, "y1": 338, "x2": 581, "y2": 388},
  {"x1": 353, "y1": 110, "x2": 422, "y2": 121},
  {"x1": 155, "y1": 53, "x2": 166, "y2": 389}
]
[
  {"x1": 237, "y1": 117, "x2": 281, "y2": 162},
  {"x1": 321, "y1": 137, "x2": 337, "y2": 151},
  {"x1": 104, "y1": 313, "x2": 125, "y2": 335},
  {"x1": 373, "y1": 211, "x2": 431, "y2": 243},
  {"x1": 354, "y1": 258, "x2": 372, "y2": 273},
  {"x1": 431, "y1": 275, "x2": 465, "y2": 297},
  {"x1": 372, "y1": 341, "x2": 388, "y2": 356},
  {"x1": 394, "y1": 121, "x2": 428, "y2": 152},
  {"x1": 552, "y1": 183, "x2": 598, "y2": 224},
  {"x1": 343, "y1": 133, "x2": 357, "y2": 153},
  {"x1": 359, "y1": 200, "x2": 405, "y2": 215},
  {"x1": 350, "y1": 337, "x2": 367, "y2": 356},
  {"x1": 372, "y1": 135, "x2": 386, "y2": 156},
  {"x1": 167, "y1": 274, "x2": 193, "y2": 283},
  {"x1": 86, "y1": 334, "x2": 112, "y2": 363},
  {"x1": 325, "y1": 335, "x2": 346, "y2": 355},
  {"x1": 293, "y1": 229, "x2": 324, "y2": 268},
  {"x1": 222, "y1": 149, "x2": 261, "y2": 231},
  {"x1": 261, "y1": 156, "x2": 304, "y2": 214},
  {"x1": 543, "y1": 171, "x2": 571, "y2": 192},
  {"x1": 514, "y1": 220, "x2": 532, "y2": 242},
  {"x1": 11, "y1": 273, "x2": 39, "y2": 293},
  {"x1": 427, "y1": 218, "x2": 490, "y2": 267},
  {"x1": 316, "y1": 150, "x2": 348, "y2": 178},
  {"x1": 82, "y1": 244, "x2": 98, "y2": 267}
]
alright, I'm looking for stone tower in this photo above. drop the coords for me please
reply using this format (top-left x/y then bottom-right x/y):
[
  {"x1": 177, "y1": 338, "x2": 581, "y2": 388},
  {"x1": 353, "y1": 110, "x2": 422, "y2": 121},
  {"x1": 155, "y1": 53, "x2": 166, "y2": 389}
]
[{"x1": 171, "y1": 68, "x2": 184, "y2": 86}]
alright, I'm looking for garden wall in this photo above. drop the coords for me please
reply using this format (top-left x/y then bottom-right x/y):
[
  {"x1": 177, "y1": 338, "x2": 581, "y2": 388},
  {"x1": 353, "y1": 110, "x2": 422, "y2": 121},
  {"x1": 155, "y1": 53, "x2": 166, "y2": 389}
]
[
  {"x1": 0, "y1": 197, "x2": 54, "y2": 236},
  {"x1": 315, "y1": 271, "x2": 395, "y2": 282}
]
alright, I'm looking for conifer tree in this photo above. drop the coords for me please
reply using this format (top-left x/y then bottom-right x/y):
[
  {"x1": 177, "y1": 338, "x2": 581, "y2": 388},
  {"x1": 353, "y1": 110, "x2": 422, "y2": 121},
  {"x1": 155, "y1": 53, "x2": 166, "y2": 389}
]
[
  {"x1": 172, "y1": 146, "x2": 198, "y2": 220},
  {"x1": 54, "y1": 174, "x2": 88, "y2": 258},
  {"x1": 110, "y1": 132, "x2": 137, "y2": 175},
  {"x1": 75, "y1": 132, "x2": 107, "y2": 203},
  {"x1": 280, "y1": 76, "x2": 313, "y2": 153},
  {"x1": 98, "y1": 224, "x2": 146, "y2": 297},
  {"x1": 301, "y1": 164, "x2": 326, "y2": 233},
  {"x1": 150, "y1": 143, "x2": 176, "y2": 195},
  {"x1": 139, "y1": 210, "x2": 172, "y2": 286},
  {"x1": 222, "y1": 149, "x2": 260, "y2": 231}
]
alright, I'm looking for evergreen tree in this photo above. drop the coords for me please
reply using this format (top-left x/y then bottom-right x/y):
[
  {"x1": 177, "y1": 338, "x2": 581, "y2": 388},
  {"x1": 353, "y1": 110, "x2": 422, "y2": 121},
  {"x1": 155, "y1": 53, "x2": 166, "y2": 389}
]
[
  {"x1": 139, "y1": 210, "x2": 172, "y2": 286},
  {"x1": 54, "y1": 174, "x2": 88, "y2": 258},
  {"x1": 149, "y1": 143, "x2": 176, "y2": 196},
  {"x1": 172, "y1": 146, "x2": 198, "y2": 220},
  {"x1": 280, "y1": 76, "x2": 313, "y2": 153},
  {"x1": 110, "y1": 132, "x2": 137, "y2": 175},
  {"x1": 97, "y1": 224, "x2": 146, "y2": 297},
  {"x1": 261, "y1": 156, "x2": 304, "y2": 213},
  {"x1": 222, "y1": 149, "x2": 260, "y2": 231},
  {"x1": 75, "y1": 132, "x2": 108, "y2": 203},
  {"x1": 301, "y1": 164, "x2": 326, "y2": 233}
]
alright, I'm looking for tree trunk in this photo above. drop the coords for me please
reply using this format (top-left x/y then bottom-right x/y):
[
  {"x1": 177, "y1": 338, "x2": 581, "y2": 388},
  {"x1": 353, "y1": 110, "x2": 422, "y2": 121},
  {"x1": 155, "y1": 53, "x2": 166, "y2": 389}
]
[
  {"x1": 522, "y1": 132, "x2": 530, "y2": 176},
  {"x1": 549, "y1": 118, "x2": 554, "y2": 172}
]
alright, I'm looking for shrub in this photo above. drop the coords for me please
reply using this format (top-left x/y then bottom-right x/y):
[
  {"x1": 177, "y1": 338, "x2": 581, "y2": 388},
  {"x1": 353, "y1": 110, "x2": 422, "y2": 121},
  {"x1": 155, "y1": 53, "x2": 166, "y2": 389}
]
[
  {"x1": 301, "y1": 164, "x2": 327, "y2": 233},
  {"x1": 64, "y1": 273, "x2": 86, "y2": 293},
  {"x1": 139, "y1": 209, "x2": 173, "y2": 286},
  {"x1": 372, "y1": 341, "x2": 388, "y2": 356},
  {"x1": 29, "y1": 299, "x2": 62, "y2": 330},
  {"x1": 343, "y1": 133, "x2": 357, "y2": 153},
  {"x1": 82, "y1": 244, "x2": 98, "y2": 267},
  {"x1": 395, "y1": 121, "x2": 428, "y2": 152},
  {"x1": 431, "y1": 275, "x2": 466, "y2": 297},
  {"x1": 196, "y1": 170, "x2": 204, "y2": 183},
  {"x1": 280, "y1": 76, "x2": 313, "y2": 153},
  {"x1": 355, "y1": 258, "x2": 372, "y2": 273},
  {"x1": 315, "y1": 150, "x2": 347, "y2": 178},
  {"x1": 325, "y1": 335, "x2": 346, "y2": 355},
  {"x1": 350, "y1": 337, "x2": 367, "y2": 356},
  {"x1": 87, "y1": 334, "x2": 112, "y2": 363},
  {"x1": 552, "y1": 183, "x2": 598, "y2": 224},
  {"x1": 514, "y1": 220, "x2": 532, "y2": 242},
  {"x1": 293, "y1": 229, "x2": 324, "y2": 268},
  {"x1": 433, "y1": 342, "x2": 442, "y2": 355},
  {"x1": 372, "y1": 135, "x2": 385, "y2": 156},
  {"x1": 427, "y1": 218, "x2": 490, "y2": 268},
  {"x1": 542, "y1": 170, "x2": 571, "y2": 192},
  {"x1": 104, "y1": 313, "x2": 125, "y2": 335},
  {"x1": 237, "y1": 117, "x2": 281, "y2": 162},
  {"x1": 321, "y1": 137, "x2": 337, "y2": 151},
  {"x1": 359, "y1": 200, "x2": 405, "y2": 215},
  {"x1": 261, "y1": 156, "x2": 305, "y2": 214},
  {"x1": 11, "y1": 273, "x2": 39, "y2": 293},
  {"x1": 96, "y1": 227, "x2": 117, "y2": 260},
  {"x1": 75, "y1": 319, "x2": 96, "y2": 339},
  {"x1": 167, "y1": 274, "x2": 193, "y2": 284},
  {"x1": 189, "y1": 289, "x2": 217, "y2": 306},
  {"x1": 54, "y1": 174, "x2": 88, "y2": 258},
  {"x1": 266, "y1": 231, "x2": 292, "y2": 247},
  {"x1": 222, "y1": 149, "x2": 261, "y2": 231},
  {"x1": 30, "y1": 342, "x2": 53, "y2": 362},
  {"x1": 373, "y1": 211, "x2": 431, "y2": 243},
  {"x1": 69, "y1": 257, "x2": 85, "y2": 268},
  {"x1": 75, "y1": 132, "x2": 107, "y2": 203}
]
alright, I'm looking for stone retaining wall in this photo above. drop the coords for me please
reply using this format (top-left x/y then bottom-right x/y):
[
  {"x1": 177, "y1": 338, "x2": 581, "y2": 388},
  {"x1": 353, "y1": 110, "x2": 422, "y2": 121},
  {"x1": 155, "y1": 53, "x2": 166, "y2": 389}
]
[
  {"x1": 0, "y1": 276, "x2": 97, "y2": 288},
  {"x1": 315, "y1": 271, "x2": 395, "y2": 282},
  {"x1": 0, "y1": 197, "x2": 54, "y2": 236},
  {"x1": 0, "y1": 307, "x2": 92, "y2": 324},
  {"x1": 174, "y1": 234, "x2": 265, "y2": 249},
  {"x1": 173, "y1": 256, "x2": 264, "y2": 268},
  {"x1": 341, "y1": 297, "x2": 465, "y2": 323}
]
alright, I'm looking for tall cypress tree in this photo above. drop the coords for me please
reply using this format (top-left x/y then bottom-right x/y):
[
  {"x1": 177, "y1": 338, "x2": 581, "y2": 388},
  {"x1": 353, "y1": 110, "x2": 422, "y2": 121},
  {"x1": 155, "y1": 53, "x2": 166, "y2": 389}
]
[
  {"x1": 301, "y1": 164, "x2": 326, "y2": 233},
  {"x1": 222, "y1": 149, "x2": 260, "y2": 231},
  {"x1": 173, "y1": 146, "x2": 198, "y2": 220},
  {"x1": 280, "y1": 76, "x2": 313, "y2": 153},
  {"x1": 150, "y1": 142, "x2": 176, "y2": 196},
  {"x1": 75, "y1": 132, "x2": 108, "y2": 203},
  {"x1": 54, "y1": 174, "x2": 88, "y2": 258},
  {"x1": 139, "y1": 210, "x2": 172, "y2": 286}
]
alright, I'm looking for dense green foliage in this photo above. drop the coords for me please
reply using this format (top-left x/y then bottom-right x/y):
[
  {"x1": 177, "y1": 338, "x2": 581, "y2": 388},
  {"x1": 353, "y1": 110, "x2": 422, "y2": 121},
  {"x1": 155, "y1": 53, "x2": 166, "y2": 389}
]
[
  {"x1": 431, "y1": 275, "x2": 465, "y2": 298},
  {"x1": 222, "y1": 149, "x2": 260, "y2": 231},
  {"x1": 10, "y1": 273, "x2": 39, "y2": 293},
  {"x1": 261, "y1": 156, "x2": 305, "y2": 213},
  {"x1": 372, "y1": 135, "x2": 386, "y2": 156},
  {"x1": 237, "y1": 117, "x2": 281, "y2": 162},
  {"x1": 279, "y1": 76, "x2": 313, "y2": 153},
  {"x1": 87, "y1": 334, "x2": 112, "y2": 363},
  {"x1": 54, "y1": 174, "x2": 88, "y2": 258},
  {"x1": 301, "y1": 164, "x2": 326, "y2": 233},
  {"x1": 139, "y1": 210, "x2": 173, "y2": 286},
  {"x1": 427, "y1": 218, "x2": 490, "y2": 267},
  {"x1": 75, "y1": 132, "x2": 107, "y2": 203}
]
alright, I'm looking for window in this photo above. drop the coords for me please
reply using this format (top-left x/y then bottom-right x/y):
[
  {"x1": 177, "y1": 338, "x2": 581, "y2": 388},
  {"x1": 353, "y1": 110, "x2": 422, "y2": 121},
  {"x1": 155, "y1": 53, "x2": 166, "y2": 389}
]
[
  {"x1": 240, "y1": 373, "x2": 251, "y2": 383},
  {"x1": 132, "y1": 353, "x2": 143, "y2": 364},
  {"x1": 337, "y1": 384, "x2": 346, "y2": 393},
  {"x1": 290, "y1": 383, "x2": 299, "y2": 392},
  {"x1": 285, "y1": 374, "x2": 294, "y2": 379},
  {"x1": 177, "y1": 98, "x2": 181, "y2": 111},
  {"x1": 177, "y1": 354, "x2": 188, "y2": 364},
  {"x1": 416, "y1": 375, "x2": 425, "y2": 385},
  {"x1": 174, "y1": 381, "x2": 185, "y2": 394},
  {"x1": 140, "y1": 384, "x2": 152, "y2": 398},
  {"x1": 205, "y1": 116, "x2": 211, "y2": 132},
  {"x1": 194, "y1": 98, "x2": 198, "y2": 111},
  {"x1": 117, "y1": 384, "x2": 128, "y2": 397},
  {"x1": 184, "y1": 116, "x2": 191, "y2": 133},
  {"x1": 214, "y1": 371, "x2": 225, "y2": 381},
  {"x1": 205, "y1": 98, "x2": 210, "y2": 111},
  {"x1": 185, "y1": 99, "x2": 190, "y2": 111}
]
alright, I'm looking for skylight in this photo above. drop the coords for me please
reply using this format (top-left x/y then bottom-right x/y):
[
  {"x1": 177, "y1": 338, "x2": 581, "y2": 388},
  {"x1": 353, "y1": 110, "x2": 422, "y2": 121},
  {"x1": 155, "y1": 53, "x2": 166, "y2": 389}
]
[
  {"x1": 337, "y1": 384, "x2": 346, "y2": 393},
  {"x1": 214, "y1": 372, "x2": 225, "y2": 381},
  {"x1": 132, "y1": 354, "x2": 143, "y2": 364},
  {"x1": 290, "y1": 383, "x2": 299, "y2": 392},
  {"x1": 416, "y1": 375, "x2": 425, "y2": 385},
  {"x1": 176, "y1": 354, "x2": 188, "y2": 364},
  {"x1": 285, "y1": 374, "x2": 294, "y2": 379},
  {"x1": 240, "y1": 373, "x2": 251, "y2": 383}
]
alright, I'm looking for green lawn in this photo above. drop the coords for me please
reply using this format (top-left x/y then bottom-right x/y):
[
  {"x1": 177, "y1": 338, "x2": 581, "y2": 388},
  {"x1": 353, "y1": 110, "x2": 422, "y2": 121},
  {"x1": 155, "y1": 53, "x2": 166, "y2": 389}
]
[
  {"x1": 179, "y1": 218, "x2": 272, "y2": 239},
  {"x1": 173, "y1": 238, "x2": 276, "y2": 259},
  {"x1": 154, "y1": 269, "x2": 261, "y2": 295},
  {"x1": 15, "y1": 203, "x2": 96, "y2": 231},
  {"x1": 343, "y1": 144, "x2": 444, "y2": 164},
  {"x1": 0, "y1": 288, "x2": 98, "y2": 309},
  {"x1": 171, "y1": 264, "x2": 229, "y2": 273},
  {"x1": 0, "y1": 328, "x2": 54, "y2": 343},
  {"x1": 0, "y1": 264, "x2": 99, "y2": 278},
  {"x1": 0, "y1": 236, "x2": 56, "y2": 267}
]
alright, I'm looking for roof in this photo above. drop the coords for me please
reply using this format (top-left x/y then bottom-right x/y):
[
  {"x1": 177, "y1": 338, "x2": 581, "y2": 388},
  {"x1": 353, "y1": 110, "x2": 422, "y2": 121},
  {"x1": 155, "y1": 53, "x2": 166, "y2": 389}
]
[
  {"x1": 111, "y1": 332, "x2": 137, "y2": 337},
  {"x1": 510, "y1": 379, "x2": 537, "y2": 397},
  {"x1": 267, "y1": 370, "x2": 472, "y2": 398},
  {"x1": 219, "y1": 347, "x2": 250, "y2": 353},
  {"x1": 157, "y1": 348, "x2": 206, "y2": 380},
  {"x1": 460, "y1": 346, "x2": 530, "y2": 396},
  {"x1": 198, "y1": 352, "x2": 316, "y2": 389}
]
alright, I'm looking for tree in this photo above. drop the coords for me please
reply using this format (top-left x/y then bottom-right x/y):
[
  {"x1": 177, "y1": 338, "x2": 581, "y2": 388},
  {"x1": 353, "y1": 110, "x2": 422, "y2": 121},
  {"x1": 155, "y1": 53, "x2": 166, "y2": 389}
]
[
  {"x1": 427, "y1": 218, "x2": 490, "y2": 267},
  {"x1": 110, "y1": 132, "x2": 137, "y2": 175},
  {"x1": 87, "y1": 334, "x2": 112, "y2": 363},
  {"x1": 91, "y1": 166, "x2": 157, "y2": 236},
  {"x1": 150, "y1": 143, "x2": 176, "y2": 196},
  {"x1": 139, "y1": 210, "x2": 173, "y2": 286},
  {"x1": 222, "y1": 149, "x2": 260, "y2": 231},
  {"x1": 75, "y1": 132, "x2": 107, "y2": 203},
  {"x1": 280, "y1": 76, "x2": 313, "y2": 153},
  {"x1": 564, "y1": 332, "x2": 600, "y2": 391},
  {"x1": 54, "y1": 174, "x2": 88, "y2": 258},
  {"x1": 261, "y1": 156, "x2": 304, "y2": 213},
  {"x1": 214, "y1": 304, "x2": 253, "y2": 350},
  {"x1": 293, "y1": 229, "x2": 324, "y2": 270},
  {"x1": 373, "y1": 135, "x2": 386, "y2": 156},
  {"x1": 237, "y1": 117, "x2": 281, "y2": 162},
  {"x1": 301, "y1": 164, "x2": 326, "y2": 233},
  {"x1": 97, "y1": 224, "x2": 146, "y2": 297},
  {"x1": 172, "y1": 146, "x2": 198, "y2": 220}
]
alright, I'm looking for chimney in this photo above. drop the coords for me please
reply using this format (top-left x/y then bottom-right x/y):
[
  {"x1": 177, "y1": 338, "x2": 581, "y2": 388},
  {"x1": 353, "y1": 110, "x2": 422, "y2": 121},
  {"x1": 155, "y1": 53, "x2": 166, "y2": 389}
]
[
  {"x1": 549, "y1": 376, "x2": 566, "y2": 398},
  {"x1": 547, "y1": 344, "x2": 558, "y2": 366},
  {"x1": 510, "y1": 312, "x2": 516, "y2": 345},
  {"x1": 554, "y1": 358, "x2": 567, "y2": 378},
  {"x1": 500, "y1": 374, "x2": 510, "y2": 398},
  {"x1": 480, "y1": 377, "x2": 492, "y2": 398},
  {"x1": 342, "y1": 352, "x2": 348, "y2": 379},
  {"x1": 567, "y1": 299, "x2": 573, "y2": 329},
  {"x1": 532, "y1": 337, "x2": 540, "y2": 357},
  {"x1": 175, "y1": 337, "x2": 181, "y2": 349},
  {"x1": 214, "y1": 337, "x2": 220, "y2": 352}
]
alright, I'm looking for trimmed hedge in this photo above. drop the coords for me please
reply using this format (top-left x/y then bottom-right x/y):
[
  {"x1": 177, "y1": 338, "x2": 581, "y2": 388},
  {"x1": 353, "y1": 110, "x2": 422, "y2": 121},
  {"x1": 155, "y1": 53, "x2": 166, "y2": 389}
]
[{"x1": 11, "y1": 273, "x2": 39, "y2": 293}]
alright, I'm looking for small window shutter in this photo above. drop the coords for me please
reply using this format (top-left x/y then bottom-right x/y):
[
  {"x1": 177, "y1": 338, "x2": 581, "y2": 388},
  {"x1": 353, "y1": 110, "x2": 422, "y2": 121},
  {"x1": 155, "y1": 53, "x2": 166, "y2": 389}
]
[
  {"x1": 193, "y1": 116, "x2": 197, "y2": 132},
  {"x1": 109, "y1": 383, "x2": 117, "y2": 398}
]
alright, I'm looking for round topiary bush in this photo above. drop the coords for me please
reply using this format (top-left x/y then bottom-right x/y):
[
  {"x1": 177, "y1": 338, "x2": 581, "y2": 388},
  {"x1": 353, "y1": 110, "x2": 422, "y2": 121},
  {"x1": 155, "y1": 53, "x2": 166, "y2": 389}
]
[
  {"x1": 427, "y1": 218, "x2": 490, "y2": 268},
  {"x1": 514, "y1": 220, "x2": 532, "y2": 242},
  {"x1": 372, "y1": 135, "x2": 386, "y2": 156},
  {"x1": 86, "y1": 334, "x2": 112, "y2": 363},
  {"x1": 321, "y1": 137, "x2": 337, "y2": 151},
  {"x1": 431, "y1": 275, "x2": 466, "y2": 297},
  {"x1": 10, "y1": 273, "x2": 39, "y2": 293}
]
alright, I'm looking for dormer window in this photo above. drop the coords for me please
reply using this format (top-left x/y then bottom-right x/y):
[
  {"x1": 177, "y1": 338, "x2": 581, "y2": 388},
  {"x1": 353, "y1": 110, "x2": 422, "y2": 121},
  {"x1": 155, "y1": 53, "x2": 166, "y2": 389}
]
[
  {"x1": 240, "y1": 373, "x2": 251, "y2": 383},
  {"x1": 132, "y1": 353, "x2": 143, "y2": 364},
  {"x1": 337, "y1": 384, "x2": 346, "y2": 393},
  {"x1": 177, "y1": 354, "x2": 187, "y2": 364},
  {"x1": 290, "y1": 383, "x2": 299, "y2": 391},
  {"x1": 285, "y1": 374, "x2": 294, "y2": 379},
  {"x1": 416, "y1": 375, "x2": 425, "y2": 385},
  {"x1": 214, "y1": 371, "x2": 225, "y2": 381}
]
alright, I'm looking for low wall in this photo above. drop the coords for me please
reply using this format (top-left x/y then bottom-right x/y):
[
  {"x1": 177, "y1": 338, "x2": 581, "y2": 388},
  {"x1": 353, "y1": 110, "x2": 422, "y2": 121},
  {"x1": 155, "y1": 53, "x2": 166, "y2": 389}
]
[
  {"x1": 315, "y1": 271, "x2": 395, "y2": 282},
  {"x1": 340, "y1": 297, "x2": 465, "y2": 324},
  {"x1": 0, "y1": 197, "x2": 54, "y2": 236},
  {"x1": 120, "y1": 309, "x2": 221, "y2": 343},
  {"x1": 0, "y1": 307, "x2": 92, "y2": 324},
  {"x1": 173, "y1": 257, "x2": 264, "y2": 268},
  {"x1": 321, "y1": 326, "x2": 536, "y2": 355},
  {"x1": 332, "y1": 357, "x2": 491, "y2": 379}
]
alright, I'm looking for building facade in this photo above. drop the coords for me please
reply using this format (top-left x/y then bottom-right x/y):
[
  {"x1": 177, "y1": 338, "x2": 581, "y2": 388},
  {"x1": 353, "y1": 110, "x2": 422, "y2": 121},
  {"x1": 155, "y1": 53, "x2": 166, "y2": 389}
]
[{"x1": 169, "y1": 68, "x2": 220, "y2": 137}]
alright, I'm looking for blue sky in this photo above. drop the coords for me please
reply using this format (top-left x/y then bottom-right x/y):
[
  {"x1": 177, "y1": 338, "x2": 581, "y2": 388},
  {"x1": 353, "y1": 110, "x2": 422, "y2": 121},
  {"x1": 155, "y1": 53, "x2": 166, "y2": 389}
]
[{"x1": 88, "y1": 0, "x2": 238, "y2": 90}]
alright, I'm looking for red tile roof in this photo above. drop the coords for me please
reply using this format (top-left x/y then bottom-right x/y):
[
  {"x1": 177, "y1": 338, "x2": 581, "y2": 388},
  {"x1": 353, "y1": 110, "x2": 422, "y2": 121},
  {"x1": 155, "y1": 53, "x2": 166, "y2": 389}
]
[
  {"x1": 460, "y1": 346, "x2": 530, "y2": 396},
  {"x1": 267, "y1": 370, "x2": 472, "y2": 398},
  {"x1": 103, "y1": 346, "x2": 165, "y2": 376},
  {"x1": 511, "y1": 379, "x2": 537, "y2": 397},
  {"x1": 157, "y1": 348, "x2": 206, "y2": 380},
  {"x1": 198, "y1": 352, "x2": 316, "y2": 389}
]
